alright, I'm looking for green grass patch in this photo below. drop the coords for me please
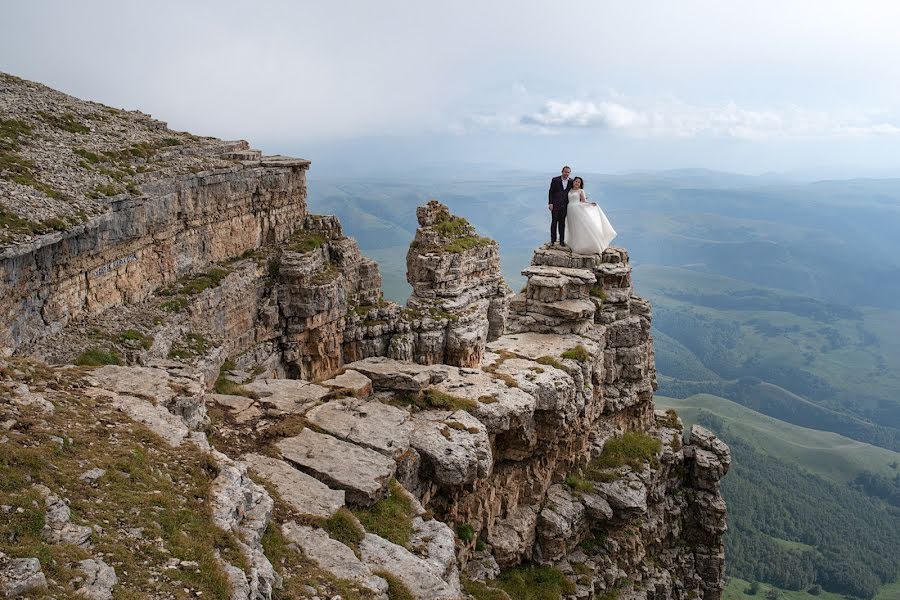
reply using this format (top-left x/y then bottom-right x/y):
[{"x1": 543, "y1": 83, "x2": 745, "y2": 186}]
[
  {"x1": 564, "y1": 472, "x2": 595, "y2": 493},
  {"x1": 213, "y1": 361, "x2": 254, "y2": 397},
  {"x1": 158, "y1": 269, "x2": 229, "y2": 307},
  {"x1": 374, "y1": 570, "x2": 415, "y2": 600},
  {"x1": 94, "y1": 183, "x2": 124, "y2": 197},
  {"x1": 74, "y1": 348, "x2": 123, "y2": 367},
  {"x1": 287, "y1": 231, "x2": 327, "y2": 253},
  {"x1": 457, "y1": 522, "x2": 475, "y2": 542},
  {"x1": 0, "y1": 118, "x2": 32, "y2": 150},
  {"x1": 463, "y1": 578, "x2": 511, "y2": 600},
  {"x1": 494, "y1": 565, "x2": 575, "y2": 600},
  {"x1": 0, "y1": 149, "x2": 65, "y2": 199},
  {"x1": 585, "y1": 431, "x2": 662, "y2": 479},
  {"x1": 74, "y1": 147, "x2": 102, "y2": 164},
  {"x1": 160, "y1": 297, "x2": 188, "y2": 312},
  {"x1": 0, "y1": 357, "x2": 248, "y2": 598},
  {"x1": 167, "y1": 332, "x2": 212, "y2": 361},
  {"x1": 119, "y1": 329, "x2": 153, "y2": 350},
  {"x1": 560, "y1": 345, "x2": 590, "y2": 362},
  {"x1": 536, "y1": 356, "x2": 565, "y2": 370},
  {"x1": 38, "y1": 111, "x2": 90, "y2": 134},
  {"x1": 322, "y1": 507, "x2": 365, "y2": 552},
  {"x1": 589, "y1": 285, "x2": 606, "y2": 300},
  {"x1": 446, "y1": 235, "x2": 493, "y2": 253},
  {"x1": 353, "y1": 480, "x2": 415, "y2": 548},
  {"x1": 390, "y1": 389, "x2": 478, "y2": 412}
]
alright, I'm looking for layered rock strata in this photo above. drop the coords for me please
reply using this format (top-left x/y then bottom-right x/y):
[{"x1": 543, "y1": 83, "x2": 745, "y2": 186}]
[{"x1": 1, "y1": 75, "x2": 730, "y2": 600}]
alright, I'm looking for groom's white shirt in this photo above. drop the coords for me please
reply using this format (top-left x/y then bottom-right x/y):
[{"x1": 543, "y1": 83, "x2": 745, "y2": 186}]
[{"x1": 561, "y1": 176, "x2": 569, "y2": 188}]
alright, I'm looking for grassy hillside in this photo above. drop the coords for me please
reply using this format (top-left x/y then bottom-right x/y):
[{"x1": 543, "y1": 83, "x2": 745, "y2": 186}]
[
  {"x1": 658, "y1": 394, "x2": 900, "y2": 599},
  {"x1": 656, "y1": 394, "x2": 900, "y2": 484}
]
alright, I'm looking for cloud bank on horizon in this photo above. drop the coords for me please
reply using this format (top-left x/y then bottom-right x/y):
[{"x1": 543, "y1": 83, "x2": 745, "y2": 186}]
[{"x1": 3, "y1": 0, "x2": 900, "y2": 173}]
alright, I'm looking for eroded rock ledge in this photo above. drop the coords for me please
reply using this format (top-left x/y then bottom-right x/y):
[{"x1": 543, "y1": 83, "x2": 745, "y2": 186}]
[{"x1": 1, "y1": 75, "x2": 729, "y2": 600}]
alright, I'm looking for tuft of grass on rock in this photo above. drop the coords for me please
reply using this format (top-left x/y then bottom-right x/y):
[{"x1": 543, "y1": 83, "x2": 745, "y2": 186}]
[
  {"x1": 584, "y1": 431, "x2": 662, "y2": 481},
  {"x1": 390, "y1": 389, "x2": 478, "y2": 413},
  {"x1": 160, "y1": 297, "x2": 188, "y2": 312},
  {"x1": 119, "y1": 329, "x2": 153, "y2": 350},
  {"x1": 564, "y1": 472, "x2": 595, "y2": 494},
  {"x1": 38, "y1": 111, "x2": 90, "y2": 134},
  {"x1": 560, "y1": 345, "x2": 590, "y2": 362},
  {"x1": 286, "y1": 231, "x2": 327, "y2": 253},
  {"x1": 589, "y1": 285, "x2": 606, "y2": 300},
  {"x1": 463, "y1": 578, "x2": 511, "y2": 600},
  {"x1": 374, "y1": 570, "x2": 415, "y2": 600},
  {"x1": 168, "y1": 332, "x2": 212, "y2": 361},
  {"x1": 495, "y1": 564, "x2": 575, "y2": 600},
  {"x1": 321, "y1": 507, "x2": 365, "y2": 552},
  {"x1": 536, "y1": 356, "x2": 565, "y2": 371},
  {"x1": 213, "y1": 361, "x2": 254, "y2": 397},
  {"x1": 457, "y1": 522, "x2": 475, "y2": 543},
  {"x1": 74, "y1": 348, "x2": 122, "y2": 367},
  {"x1": 352, "y1": 480, "x2": 415, "y2": 548}
]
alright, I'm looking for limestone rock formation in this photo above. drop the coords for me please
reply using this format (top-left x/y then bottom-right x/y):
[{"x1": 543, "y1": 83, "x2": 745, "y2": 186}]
[
  {"x1": 402, "y1": 200, "x2": 513, "y2": 366},
  {"x1": 1, "y1": 74, "x2": 730, "y2": 600}
]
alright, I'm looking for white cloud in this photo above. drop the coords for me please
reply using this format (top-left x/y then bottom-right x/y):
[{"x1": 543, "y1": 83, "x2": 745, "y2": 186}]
[{"x1": 464, "y1": 97, "x2": 900, "y2": 141}]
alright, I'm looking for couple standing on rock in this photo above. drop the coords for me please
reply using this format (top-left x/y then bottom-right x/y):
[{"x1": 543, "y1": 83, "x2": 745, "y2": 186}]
[{"x1": 548, "y1": 165, "x2": 617, "y2": 255}]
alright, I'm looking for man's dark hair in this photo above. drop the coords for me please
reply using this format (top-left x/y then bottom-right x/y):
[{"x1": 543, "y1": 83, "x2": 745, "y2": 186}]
[{"x1": 562, "y1": 165, "x2": 571, "y2": 172}]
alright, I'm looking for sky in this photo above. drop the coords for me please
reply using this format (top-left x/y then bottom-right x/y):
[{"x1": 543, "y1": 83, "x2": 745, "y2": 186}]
[{"x1": 4, "y1": 1, "x2": 900, "y2": 177}]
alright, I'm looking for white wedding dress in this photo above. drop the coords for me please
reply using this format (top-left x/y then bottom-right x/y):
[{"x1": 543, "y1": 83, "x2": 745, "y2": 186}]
[{"x1": 565, "y1": 190, "x2": 617, "y2": 254}]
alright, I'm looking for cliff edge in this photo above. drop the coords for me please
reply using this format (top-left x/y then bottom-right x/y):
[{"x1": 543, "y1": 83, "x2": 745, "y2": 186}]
[{"x1": 0, "y1": 74, "x2": 729, "y2": 600}]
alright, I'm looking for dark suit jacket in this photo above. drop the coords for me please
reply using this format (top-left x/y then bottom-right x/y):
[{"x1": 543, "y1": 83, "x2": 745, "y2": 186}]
[{"x1": 548, "y1": 176, "x2": 573, "y2": 210}]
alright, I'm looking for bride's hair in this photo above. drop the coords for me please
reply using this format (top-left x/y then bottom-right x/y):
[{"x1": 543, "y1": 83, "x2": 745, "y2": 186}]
[{"x1": 573, "y1": 176, "x2": 584, "y2": 188}]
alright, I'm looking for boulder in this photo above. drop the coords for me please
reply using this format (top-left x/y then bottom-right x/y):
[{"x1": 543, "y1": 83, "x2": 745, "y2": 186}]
[
  {"x1": 73, "y1": 558, "x2": 117, "y2": 600},
  {"x1": 320, "y1": 369, "x2": 373, "y2": 398},
  {"x1": 0, "y1": 553, "x2": 47, "y2": 597},
  {"x1": 409, "y1": 411, "x2": 491, "y2": 486},
  {"x1": 488, "y1": 504, "x2": 539, "y2": 567},
  {"x1": 345, "y1": 357, "x2": 449, "y2": 392}
]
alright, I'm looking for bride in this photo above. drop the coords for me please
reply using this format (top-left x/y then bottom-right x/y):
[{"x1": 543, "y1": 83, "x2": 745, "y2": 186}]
[{"x1": 565, "y1": 177, "x2": 617, "y2": 254}]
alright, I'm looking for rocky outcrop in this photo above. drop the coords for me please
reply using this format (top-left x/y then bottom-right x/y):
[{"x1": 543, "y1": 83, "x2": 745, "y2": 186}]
[
  {"x1": 0, "y1": 552, "x2": 47, "y2": 597},
  {"x1": 400, "y1": 200, "x2": 512, "y2": 367},
  {"x1": 2, "y1": 75, "x2": 730, "y2": 600}
]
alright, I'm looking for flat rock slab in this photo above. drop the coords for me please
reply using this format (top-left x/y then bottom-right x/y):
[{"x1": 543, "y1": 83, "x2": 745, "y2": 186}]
[
  {"x1": 345, "y1": 357, "x2": 449, "y2": 392},
  {"x1": 594, "y1": 474, "x2": 648, "y2": 514},
  {"x1": 487, "y1": 332, "x2": 602, "y2": 365},
  {"x1": 243, "y1": 379, "x2": 329, "y2": 414},
  {"x1": 277, "y1": 429, "x2": 396, "y2": 505},
  {"x1": 320, "y1": 369, "x2": 373, "y2": 398},
  {"x1": 428, "y1": 369, "x2": 535, "y2": 435},
  {"x1": 210, "y1": 393, "x2": 254, "y2": 413},
  {"x1": 281, "y1": 522, "x2": 388, "y2": 597},
  {"x1": 492, "y1": 357, "x2": 578, "y2": 416},
  {"x1": 242, "y1": 453, "x2": 345, "y2": 518},
  {"x1": 522, "y1": 264, "x2": 596, "y2": 285},
  {"x1": 360, "y1": 533, "x2": 463, "y2": 600},
  {"x1": 409, "y1": 410, "x2": 491, "y2": 486},
  {"x1": 305, "y1": 398, "x2": 411, "y2": 457}
]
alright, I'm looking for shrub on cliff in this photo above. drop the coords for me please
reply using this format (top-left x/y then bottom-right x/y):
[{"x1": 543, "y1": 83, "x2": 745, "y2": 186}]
[
  {"x1": 586, "y1": 431, "x2": 662, "y2": 478},
  {"x1": 74, "y1": 347, "x2": 122, "y2": 366}
]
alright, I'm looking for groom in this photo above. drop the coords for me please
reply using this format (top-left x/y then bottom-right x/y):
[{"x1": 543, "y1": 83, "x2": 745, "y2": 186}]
[{"x1": 548, "y1": 165, "x2": 573, "y2": 247}]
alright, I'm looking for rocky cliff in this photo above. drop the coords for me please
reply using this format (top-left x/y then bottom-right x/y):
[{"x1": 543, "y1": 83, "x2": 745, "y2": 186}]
[{"x1": 0, "y1": 74, "x2": 728, "y2": 600}]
